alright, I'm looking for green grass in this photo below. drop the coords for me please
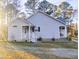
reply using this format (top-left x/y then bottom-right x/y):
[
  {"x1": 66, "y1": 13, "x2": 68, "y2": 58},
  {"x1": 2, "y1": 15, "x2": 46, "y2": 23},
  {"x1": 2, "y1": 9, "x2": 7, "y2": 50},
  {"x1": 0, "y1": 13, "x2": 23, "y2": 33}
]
[
  {"x1": 33, "y1": 53, "x2": 77, "y2": 59},
  {"x1": 0, "y1": 41, "x2": 77, "y2": 59},
  {"x1": 8, "y1": 41, "x2": 78, "y2": 59},
  {"x1": 9, "y1": 41, "x2": 78, "y2": 49}
]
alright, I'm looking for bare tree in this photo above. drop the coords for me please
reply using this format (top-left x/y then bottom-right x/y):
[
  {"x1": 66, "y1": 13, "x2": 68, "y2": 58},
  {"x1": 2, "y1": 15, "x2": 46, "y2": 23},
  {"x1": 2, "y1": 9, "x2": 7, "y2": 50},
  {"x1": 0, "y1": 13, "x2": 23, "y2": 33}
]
[{"x1": 25, "y1": 0, "x2": 39, "y2": 14}]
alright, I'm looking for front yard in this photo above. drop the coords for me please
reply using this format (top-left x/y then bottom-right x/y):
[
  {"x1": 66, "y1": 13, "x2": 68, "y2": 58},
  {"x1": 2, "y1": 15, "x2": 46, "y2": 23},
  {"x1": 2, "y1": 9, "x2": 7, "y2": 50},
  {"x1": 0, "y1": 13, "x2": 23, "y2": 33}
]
[
  {"x1": 9, "y1": 41, "x2": 78, "y2": 49},
  {"x1": 0, "y1": 40, "x2": 77, "y2": 59},
  {"x1": 8, "y1": 41, "x2": 78, "y2": 59}
]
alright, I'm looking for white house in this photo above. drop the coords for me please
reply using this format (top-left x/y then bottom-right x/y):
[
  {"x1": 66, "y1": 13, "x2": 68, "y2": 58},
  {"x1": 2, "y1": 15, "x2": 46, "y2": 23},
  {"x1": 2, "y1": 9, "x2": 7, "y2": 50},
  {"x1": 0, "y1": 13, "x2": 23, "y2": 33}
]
[{"x1": 8, "y1": 11, "x2": 67, "y2": 42}]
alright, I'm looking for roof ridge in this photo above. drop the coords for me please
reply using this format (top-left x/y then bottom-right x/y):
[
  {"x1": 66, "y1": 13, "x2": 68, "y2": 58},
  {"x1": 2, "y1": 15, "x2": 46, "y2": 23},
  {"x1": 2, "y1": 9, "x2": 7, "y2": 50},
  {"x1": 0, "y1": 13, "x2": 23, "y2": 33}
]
[{"x1": 33, "y1": 11, "x2": 66, "y2": 25}]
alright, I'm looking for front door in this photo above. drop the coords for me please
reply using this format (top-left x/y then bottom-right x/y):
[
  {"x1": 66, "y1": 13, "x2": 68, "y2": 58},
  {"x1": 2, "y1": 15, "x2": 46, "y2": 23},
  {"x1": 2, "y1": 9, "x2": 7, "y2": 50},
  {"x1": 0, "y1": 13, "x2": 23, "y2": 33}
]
[
  {"x1": 59, "y1": 26, "x2": 65, "y2": 38},
  {"x1": 22, "y1": 26, "x2": 29, "y2": 41}
]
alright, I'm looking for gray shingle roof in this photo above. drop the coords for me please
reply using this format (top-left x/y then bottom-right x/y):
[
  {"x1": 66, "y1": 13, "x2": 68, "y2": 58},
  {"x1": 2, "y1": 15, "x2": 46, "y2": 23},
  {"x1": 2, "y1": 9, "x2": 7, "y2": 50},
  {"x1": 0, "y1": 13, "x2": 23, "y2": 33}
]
[
  {"x1": 10, "y1": 11, "x2": 66, "y2": 26},
  {"x1": 26, "y1": 11, "x2": 66, "y2": 25}
]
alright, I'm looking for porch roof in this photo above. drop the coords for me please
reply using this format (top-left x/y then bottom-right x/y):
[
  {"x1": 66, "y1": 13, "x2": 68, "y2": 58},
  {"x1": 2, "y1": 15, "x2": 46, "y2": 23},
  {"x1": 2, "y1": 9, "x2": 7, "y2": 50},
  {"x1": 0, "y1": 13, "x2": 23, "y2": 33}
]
[{"x1": 9, "y1": 18, "x2": 34, "y2": 26}]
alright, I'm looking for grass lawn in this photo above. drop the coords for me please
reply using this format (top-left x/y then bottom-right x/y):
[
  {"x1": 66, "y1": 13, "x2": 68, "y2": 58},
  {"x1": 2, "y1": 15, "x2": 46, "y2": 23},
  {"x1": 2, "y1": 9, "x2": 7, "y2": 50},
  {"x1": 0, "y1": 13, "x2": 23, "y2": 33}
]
[
  {"x1": 9, "y1": 41, "x2": 78, "y2": 49},
  {"x1": 8, "y1": 41, "x2": 78, "y2": 59},
  {"x1": 0, "y1": 41, "x2": 77, "y2": 59},
  {"x1": 33, "y1": 53, "x2": 77, "y2": 59}
]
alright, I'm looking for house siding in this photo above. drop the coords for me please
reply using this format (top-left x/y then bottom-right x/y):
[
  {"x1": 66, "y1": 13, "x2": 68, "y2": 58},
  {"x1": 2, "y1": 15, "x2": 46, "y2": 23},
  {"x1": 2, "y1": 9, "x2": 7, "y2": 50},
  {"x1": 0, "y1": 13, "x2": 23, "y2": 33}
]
[
  {"x1": 27, "y1": 12, "x2": 67, "y2": 40},
  {"x1": 8, "y1": 12, "x2": 67, "y2": 42},
  {"x1": 8, "y1": 19, "x2": 31, "y2": 41}
]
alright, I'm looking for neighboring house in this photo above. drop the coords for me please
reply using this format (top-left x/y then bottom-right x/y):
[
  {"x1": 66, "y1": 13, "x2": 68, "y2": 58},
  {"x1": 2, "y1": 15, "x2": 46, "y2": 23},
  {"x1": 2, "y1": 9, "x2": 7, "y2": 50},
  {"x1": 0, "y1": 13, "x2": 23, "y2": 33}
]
[{"x1": 8, "y1": 11, "x2": 67, "y2": 42}]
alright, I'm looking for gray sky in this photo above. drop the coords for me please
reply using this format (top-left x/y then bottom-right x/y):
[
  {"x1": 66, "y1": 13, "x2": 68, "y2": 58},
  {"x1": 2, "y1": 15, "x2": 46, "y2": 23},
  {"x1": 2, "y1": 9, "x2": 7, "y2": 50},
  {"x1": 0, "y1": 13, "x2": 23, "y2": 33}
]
[{"x1": 47, "y1": 0, "x2": 78, "y2": 9}]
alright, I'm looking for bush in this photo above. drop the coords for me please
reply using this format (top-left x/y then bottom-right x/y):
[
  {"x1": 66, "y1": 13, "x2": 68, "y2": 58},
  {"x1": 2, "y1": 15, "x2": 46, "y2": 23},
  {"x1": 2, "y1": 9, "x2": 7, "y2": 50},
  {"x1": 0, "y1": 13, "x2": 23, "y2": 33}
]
[
  {"x1": 12, "y1": 40, "x2": 16, "y2": 42},
  {"x1": 51, "y1": 38, "x2": 55, "y2": 41},
  {"x1": 13, "y1": 40, "x2": 16, "y2": 42},
  {"x1": 25, "y1": 40, "x2": 27, "y2": 42},
  {"x1": 37, "y1": 37, "x2": 42, "y2": 41},
  {"x1": 67, "y1": 36, "x2": 72, "y2": 41},
  {"x1": 30, "y1": 41, "x2": 33, "y2": 43},
  {"x1": 68, "y1": 37, "x2": 72, "y2": 41}
]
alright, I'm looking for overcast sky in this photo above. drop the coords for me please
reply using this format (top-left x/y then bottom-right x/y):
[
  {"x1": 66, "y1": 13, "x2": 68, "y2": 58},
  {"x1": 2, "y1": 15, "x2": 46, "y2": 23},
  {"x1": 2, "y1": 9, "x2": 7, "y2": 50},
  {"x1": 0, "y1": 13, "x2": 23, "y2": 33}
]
[{"x1": 47, "y1": 0, "x2": 78, "y2": 9}]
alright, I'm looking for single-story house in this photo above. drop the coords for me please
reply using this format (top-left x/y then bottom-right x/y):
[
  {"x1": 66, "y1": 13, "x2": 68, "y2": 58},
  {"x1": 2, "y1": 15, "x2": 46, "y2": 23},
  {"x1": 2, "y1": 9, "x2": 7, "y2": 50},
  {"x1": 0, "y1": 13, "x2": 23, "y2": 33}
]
[{"x1": 8, "y1": 11, "x2": 67, "y2": 42}]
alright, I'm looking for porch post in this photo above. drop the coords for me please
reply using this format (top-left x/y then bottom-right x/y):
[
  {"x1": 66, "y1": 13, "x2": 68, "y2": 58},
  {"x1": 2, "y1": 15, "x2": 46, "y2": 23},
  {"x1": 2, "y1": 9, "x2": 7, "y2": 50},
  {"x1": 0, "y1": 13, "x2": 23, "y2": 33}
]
[{"x1": 29, "y1": 25, "x2": 31, "y2": 42}]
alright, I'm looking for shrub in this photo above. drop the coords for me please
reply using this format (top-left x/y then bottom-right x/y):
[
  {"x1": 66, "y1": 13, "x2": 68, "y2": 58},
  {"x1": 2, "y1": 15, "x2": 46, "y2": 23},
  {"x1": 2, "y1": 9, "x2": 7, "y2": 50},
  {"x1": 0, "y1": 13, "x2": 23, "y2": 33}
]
[
  {"x1": 14, "y1": 40, "x2": 16, "y2": 42},
  {"x1": 68, "y1": 37, "x2": 72, "y2": 41},
  {"x1": 25, "y1": 40, "x2": 27, "y2": 42},
  {"x1": 30, "y1": 41, "x2": 33, "y2": 43},
  {"x1": 67, "y1": 36, "x2": 72, "y2": 41},
  {"x1": 51, "y1": 38, "x2": 55, "y2": 41},
  {"x1": 37, "y1": 37, "x2": 42, "y2": 41}
]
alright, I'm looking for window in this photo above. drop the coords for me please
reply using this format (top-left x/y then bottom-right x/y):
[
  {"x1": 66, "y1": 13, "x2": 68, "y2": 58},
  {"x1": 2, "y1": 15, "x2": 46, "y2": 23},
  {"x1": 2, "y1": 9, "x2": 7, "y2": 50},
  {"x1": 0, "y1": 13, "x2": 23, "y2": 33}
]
[
  {"x1": 22, "y1": 26, "x2": 29, "y2": 33},
  {"x1": 59, "y1": 26, "x2": 65, "y2": 30},
  {"x1": 59, "y1": 26, "x2": 65, "y2": 37},
  {"x1": 31, "y1": 26, "x2": 35, "y2": 32},
  {"x1": 31, "y1": 26, "x2": 40, "y2": 32}
]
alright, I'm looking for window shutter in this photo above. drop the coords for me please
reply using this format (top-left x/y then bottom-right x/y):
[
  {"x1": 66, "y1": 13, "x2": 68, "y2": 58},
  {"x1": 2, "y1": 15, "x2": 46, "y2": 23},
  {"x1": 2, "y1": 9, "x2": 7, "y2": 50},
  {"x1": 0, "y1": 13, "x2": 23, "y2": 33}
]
[
  {"x1": 38, "y1": 27, "x2": 40, "y2": 32},
  {"x1": 32, "y1": 26, "x2": 35, "y2": 32}
]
